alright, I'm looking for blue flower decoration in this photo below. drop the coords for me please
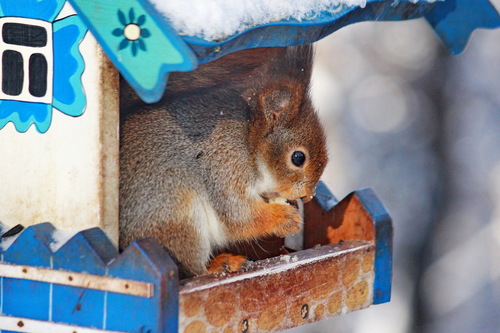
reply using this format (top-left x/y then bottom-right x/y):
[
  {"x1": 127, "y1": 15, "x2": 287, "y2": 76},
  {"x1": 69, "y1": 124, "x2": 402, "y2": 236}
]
[
  {"x1": 112, "y1": 8, "x2": 151, "y2": 57},
  {"x1": 0, "y1": 0, "x2": 88, "y2": 133}
]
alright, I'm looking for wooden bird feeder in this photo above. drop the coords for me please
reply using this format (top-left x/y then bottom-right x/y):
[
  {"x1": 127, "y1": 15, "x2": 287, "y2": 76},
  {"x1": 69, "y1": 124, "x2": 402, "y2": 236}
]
[
  {"x1": 0, "y1": 0, "x2": 499, "y2": 332},
  {"x1": 177, "y1": 184, "x2": 392, "y2": 332}
]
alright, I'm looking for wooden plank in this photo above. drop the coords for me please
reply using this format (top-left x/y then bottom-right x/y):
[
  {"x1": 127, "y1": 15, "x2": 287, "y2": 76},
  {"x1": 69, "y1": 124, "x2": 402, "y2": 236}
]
[
  {"x1": 198, "y1": 185, "x2": 391, "y2": 332},
  {"x1": 354, "y1": 189, "x2": 392, "y2": 304},
  {"x1": 0, "y1": 263, "x2": 153, "y2": 298},
  {"x1": 0, "y1": 315, "x2": 125, "y2": 333},
  {"x1": 303, "y1": 191, "x2": 375, "y2": 248},
  {"x1": 2, "y1": 223, "x2": 54, "y2": 322},
  {"x1": 52, "y1": 228, "x2": 117, "y2": 327},
  {"x1": 304, "y1": 188, "x2": 392, "y2": 304},
  {"x1": 105, "y1": 238, "x2": 179, "y2": 333},
  {"x1": 179, "y1": 241, "x2": 375, "y2": 333},
  {"x1": 303, "y1": 187, "x2": 392, "y2": 305},
  {"x1": 1, "y1": 224, "x2": 179, "y2": 332}
]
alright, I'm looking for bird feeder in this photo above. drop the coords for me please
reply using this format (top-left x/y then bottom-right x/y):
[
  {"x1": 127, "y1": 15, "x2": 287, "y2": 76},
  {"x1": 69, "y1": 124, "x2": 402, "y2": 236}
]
[{"x1": 0, "y1": 0, "x2": 499, "y2": 332}]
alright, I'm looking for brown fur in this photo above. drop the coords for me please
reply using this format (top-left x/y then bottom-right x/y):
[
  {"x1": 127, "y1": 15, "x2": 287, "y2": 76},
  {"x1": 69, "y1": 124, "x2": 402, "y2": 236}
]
[{"x1": 120, "y1": 45, "x2": 328, "y2": 276}]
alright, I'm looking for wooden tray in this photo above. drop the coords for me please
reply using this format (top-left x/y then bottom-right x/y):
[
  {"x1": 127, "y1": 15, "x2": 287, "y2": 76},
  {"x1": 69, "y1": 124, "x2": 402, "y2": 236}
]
[{"x1": 0, "y1": 183, "x2": 391, "y2": 333}]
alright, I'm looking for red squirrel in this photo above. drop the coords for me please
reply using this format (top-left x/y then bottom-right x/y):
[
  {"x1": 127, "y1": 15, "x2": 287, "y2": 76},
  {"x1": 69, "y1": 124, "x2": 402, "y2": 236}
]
[{"x1": 119, "y1": 45, "x2": 328, "y2": 276}]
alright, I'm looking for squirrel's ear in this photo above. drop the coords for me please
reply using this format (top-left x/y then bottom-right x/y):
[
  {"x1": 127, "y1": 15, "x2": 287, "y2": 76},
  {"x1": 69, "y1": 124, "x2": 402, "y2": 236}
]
[{"x1": 255, "y1": 83, "x2": 303, "y2": 124}]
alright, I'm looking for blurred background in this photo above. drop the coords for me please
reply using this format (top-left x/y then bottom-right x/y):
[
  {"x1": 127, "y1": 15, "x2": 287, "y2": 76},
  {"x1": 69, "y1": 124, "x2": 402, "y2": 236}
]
[{"x1": 290, "y1": 1, "x2": 500, "y2": 332}]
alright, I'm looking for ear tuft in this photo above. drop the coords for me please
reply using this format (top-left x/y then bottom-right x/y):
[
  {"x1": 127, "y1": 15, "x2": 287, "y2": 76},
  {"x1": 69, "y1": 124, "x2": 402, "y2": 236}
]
[
  {"x1": 258, "y1": 83, "x2": 302, "y2": 123},
  {"x1": 261, "y1": 87, "x2": 292, "y2": 116}
]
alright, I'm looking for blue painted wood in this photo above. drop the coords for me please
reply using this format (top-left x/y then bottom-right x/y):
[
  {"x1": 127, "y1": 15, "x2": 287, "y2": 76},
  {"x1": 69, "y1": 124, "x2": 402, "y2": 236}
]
[
  {"x1": 354, "y1": 188, "x2": 393, "y2": 305},
  {"x1": 304, "y1": 184, "x2": 393, "y2": 305},
  {"x1": 0, "y1": 223, "x2": 178, "y2": 333},
  {"x1": 106, "y1": 238, "x2": 178, "y2": 333},
  {"x1": 0, "y1": 0, "x2": 89, "y2": 134},
  {"x1": 65, "y1": 0, "x2": 500, "y2": 103},
  {"x1": 52, "y1": 228, "x2": 118, "y2": 328},
  {"x1": 67, "y1": 0, "x2": 198, "y2": 103},
  {"x1": 425, "y1": 0, "x2": 500, "y2": 55},
  {"x1": 2, "y1": 223, "x2": 55, "y2": 326},
  {"x1": 314, "y1": 181, "x2": 339, "y2": 211},
  {"x1": 184, "y1": 0, "x2": 436, "y2": 65}
]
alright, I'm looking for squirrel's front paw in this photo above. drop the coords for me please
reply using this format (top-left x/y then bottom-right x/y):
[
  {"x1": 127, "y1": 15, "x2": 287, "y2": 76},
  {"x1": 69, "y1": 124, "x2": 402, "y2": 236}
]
[
  {"x1": 272, "y1": 205, "x2": 302, "y2": 237},
  {"x1": 242, "y1": 201, "x2": 303, "y2": 240},
  {"x1": 207, "y1": 253, "x2": 249, "y2": 273}
]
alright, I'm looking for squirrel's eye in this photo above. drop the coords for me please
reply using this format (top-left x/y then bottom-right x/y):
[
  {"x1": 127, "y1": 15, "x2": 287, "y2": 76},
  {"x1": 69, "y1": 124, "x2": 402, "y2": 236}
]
[{"x1": 291, "y1": 151, "x2": 306, "y2": 167}]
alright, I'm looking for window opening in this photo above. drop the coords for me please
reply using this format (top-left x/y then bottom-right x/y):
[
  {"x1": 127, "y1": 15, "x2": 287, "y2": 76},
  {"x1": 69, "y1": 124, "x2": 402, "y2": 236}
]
[{"x1": 0, "y1": 17, "x2": 53, "y2": 104}]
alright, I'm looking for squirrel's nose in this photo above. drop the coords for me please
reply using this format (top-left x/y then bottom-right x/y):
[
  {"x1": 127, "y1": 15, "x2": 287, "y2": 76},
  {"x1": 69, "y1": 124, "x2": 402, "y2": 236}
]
[
  {"x1": 301, "y1": 195, "x2": 314, "y2": 203},
  {"x1": 300, "y1": 188, "x2": 316, "y2": 203}
]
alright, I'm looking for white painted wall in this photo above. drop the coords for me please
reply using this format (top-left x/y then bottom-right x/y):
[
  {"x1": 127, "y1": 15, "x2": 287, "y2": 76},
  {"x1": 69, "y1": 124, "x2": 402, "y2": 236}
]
[{"x1": 0, "y1": 4, "x2": 119, "y2": 243}]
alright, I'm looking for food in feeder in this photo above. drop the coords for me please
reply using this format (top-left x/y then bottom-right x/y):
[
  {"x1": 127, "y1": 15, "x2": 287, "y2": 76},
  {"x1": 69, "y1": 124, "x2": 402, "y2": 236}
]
[
  {"x1": 268, "y1": 196, "x2": 288, "y2": 205},
  {"x1": 264, "y1": 193, "x2": 299, "y2": 206},
  {"x1": 119, "y1": 45, "x2": 327, "y2": 276}
]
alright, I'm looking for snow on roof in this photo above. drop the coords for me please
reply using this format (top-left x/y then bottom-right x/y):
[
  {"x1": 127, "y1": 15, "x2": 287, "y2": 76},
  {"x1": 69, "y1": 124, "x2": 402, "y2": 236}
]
[{"x1": 151, "y1": 0, "x2": 441, "y2": 41}]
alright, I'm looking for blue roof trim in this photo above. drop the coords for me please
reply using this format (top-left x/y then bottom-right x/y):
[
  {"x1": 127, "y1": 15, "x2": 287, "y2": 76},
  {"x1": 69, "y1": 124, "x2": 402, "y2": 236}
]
[
  {"x1": 183, "y1": 0, "x2": 437, "y2": 65},
  {"x1": 425, "y1": 0, "x2": 500, "y2": 55},
  {"x1": 67, "y1": 0, "x2": 198, "y2": 103},
  {"x1": 65, "y1": 0, "x2": 499, "y2": 102}
]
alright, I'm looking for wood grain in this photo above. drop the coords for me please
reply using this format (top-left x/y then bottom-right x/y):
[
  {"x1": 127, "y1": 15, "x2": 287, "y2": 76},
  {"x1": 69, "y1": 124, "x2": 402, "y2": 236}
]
[
  {"x1": 304, "y1": 192, "x2": 375, "y2": 248},
  {"x1": 179, "y1": 242, "x2": 375, "y2": 333},
  {"x1": 0, "y1": 262, "x2": 153, "y2": 297}
]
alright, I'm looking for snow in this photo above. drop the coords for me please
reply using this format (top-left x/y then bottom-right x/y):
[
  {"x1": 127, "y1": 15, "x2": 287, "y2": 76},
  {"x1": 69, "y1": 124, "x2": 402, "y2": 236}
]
[
  {"x1": 50, "y1": 229, "x2": 78, "y2": 252},
  {"x1": 281, "y1": 254, "x2": 291, "y2": 263},
  {"x1": 0, "y1": 223, "x2": 23, "y2": 251},
  {"x1": 0, "y1": 233, "x2": 20, "y2": 251},
  {"x1": 281, "y1": 254, "x2": 299, "y2": 263},
  {"x1": 0, "y1": 224, "x2": 78, "y2": 252},
  {"x1": 151, "y1": 0, "x2": 442, "y2": 41}
]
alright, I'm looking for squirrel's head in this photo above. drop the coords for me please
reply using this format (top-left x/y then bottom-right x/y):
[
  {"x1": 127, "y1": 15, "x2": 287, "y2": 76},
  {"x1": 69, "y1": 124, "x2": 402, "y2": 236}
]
[{"x1": 245, "y1": 46, "x2": 328, "y2": 204}]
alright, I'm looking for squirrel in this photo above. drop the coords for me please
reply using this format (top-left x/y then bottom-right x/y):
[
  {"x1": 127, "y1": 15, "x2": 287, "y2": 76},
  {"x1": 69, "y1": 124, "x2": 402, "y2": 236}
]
[{"x1": 119, "y1": 45, "x2": 328, "y2": 276}]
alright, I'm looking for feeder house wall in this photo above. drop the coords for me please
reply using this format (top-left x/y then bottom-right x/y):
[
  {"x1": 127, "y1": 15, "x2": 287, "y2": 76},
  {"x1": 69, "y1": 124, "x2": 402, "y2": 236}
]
[{"x1": 0, "y1": 2, "x2": 120, "y2": 243}]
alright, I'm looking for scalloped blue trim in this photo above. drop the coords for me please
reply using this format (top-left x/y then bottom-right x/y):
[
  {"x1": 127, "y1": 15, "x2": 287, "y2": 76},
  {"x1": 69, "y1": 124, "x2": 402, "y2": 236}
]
[
  {"x1": 0, "y1": 101, "x2": 52, "y2": 133},
  {"x1": 53, "y1": 15, "x2": 88, "y2": 117},
  {"x1": 0, "y1": 1, "x2": 88, "y2": 133},
  {"x1": 425, "y1": 0, "x2": 500, "y2": 55},
  {"x1": 0, "y1": 0, "x2": 65, "y2": 22}
]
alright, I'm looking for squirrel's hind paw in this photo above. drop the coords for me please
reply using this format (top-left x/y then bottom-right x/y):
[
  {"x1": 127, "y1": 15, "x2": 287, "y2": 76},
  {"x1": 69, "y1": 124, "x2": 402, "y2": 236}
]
[{"x1": 207, "y1": 253, "x2": 249, "y2": 273}]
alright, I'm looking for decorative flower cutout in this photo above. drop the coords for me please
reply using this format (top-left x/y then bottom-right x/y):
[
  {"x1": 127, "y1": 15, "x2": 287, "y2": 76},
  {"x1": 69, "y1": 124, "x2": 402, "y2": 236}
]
[
  {"x1": 112, "y1": 8, "x2": 151, "y2": 56},
  {"x1": 0, "y1": 0, "x2": 88, "y2": 133}
]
